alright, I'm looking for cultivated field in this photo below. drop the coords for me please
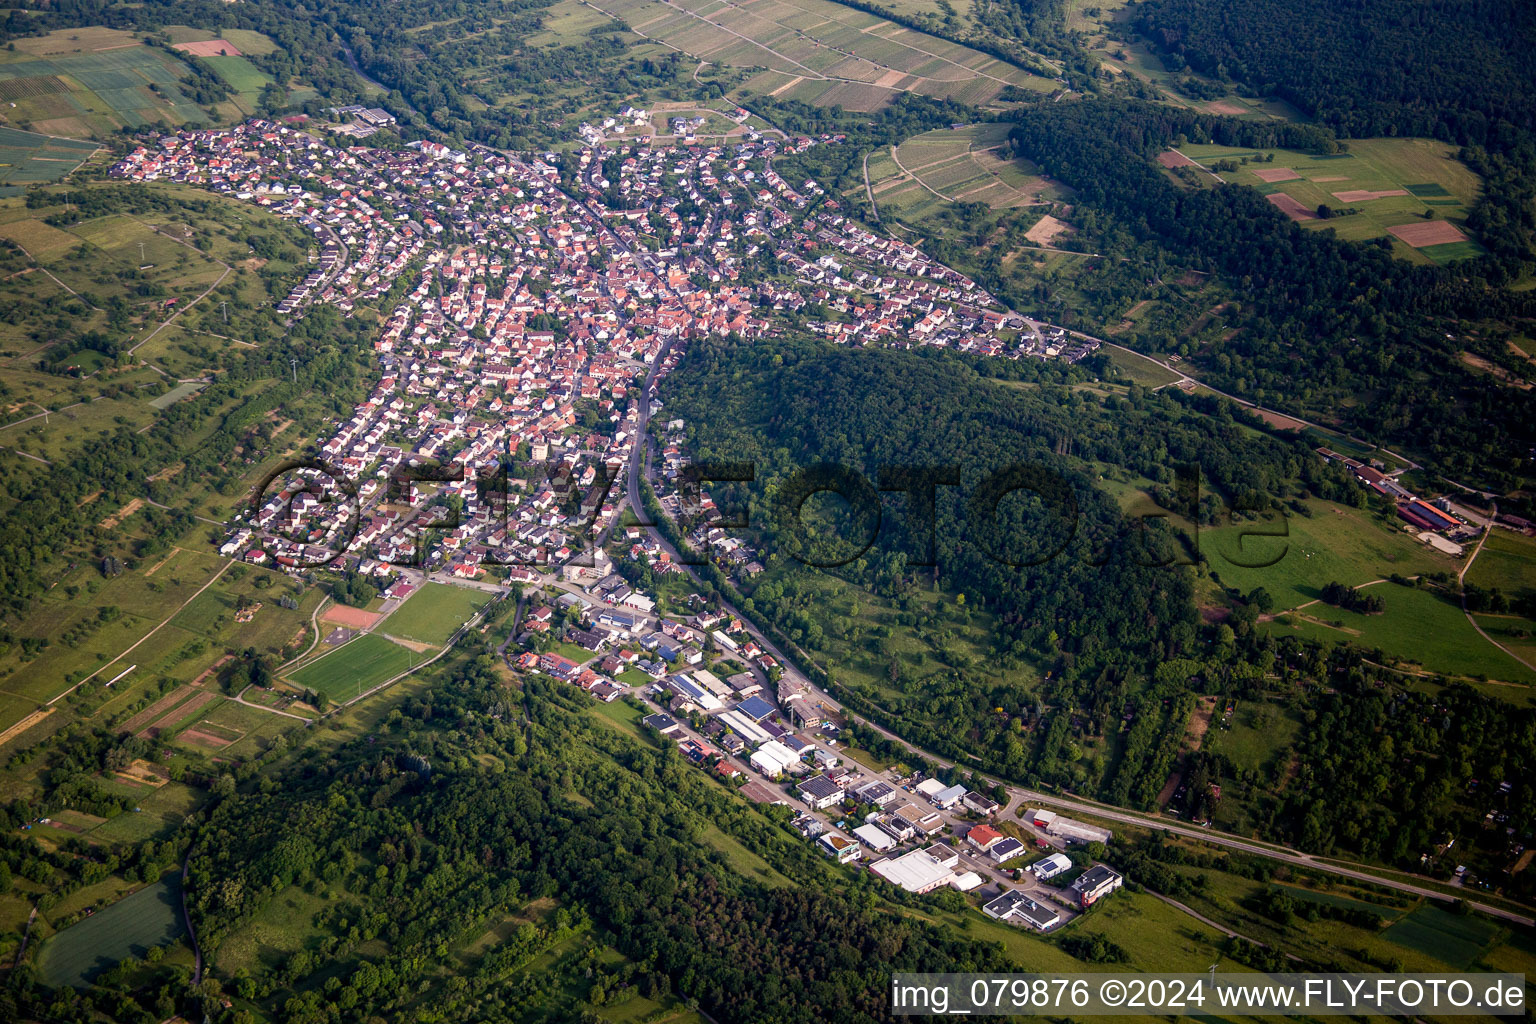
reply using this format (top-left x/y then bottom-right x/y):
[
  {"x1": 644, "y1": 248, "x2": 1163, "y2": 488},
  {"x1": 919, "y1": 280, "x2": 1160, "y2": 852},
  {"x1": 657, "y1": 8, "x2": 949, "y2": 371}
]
[
  {"x1": 0, "y1": 125, "x2": 97, "y2": 188},
  {"x1": 864, "y1": 123, "x2": 1071, "y2": 224},
  {"x1": 582, "y1": 0, "x2": 1056, "y2": 110},
  {"x1": 0, "y1": 28, "x2": 206, "y2": 139},
  {"x1": 388, "y1": 582, "x2": 494, "y2": 645},
  {"x1": 38, "y1": 873, "x2": 185, "y2": 988},
  {"x1": 286, "y1": 632, "x2": 423, "y2": 701},
  {"x1": 197, "y1": 55, "x2": 276, "y2": 116},
  {"x1": 1174, "y1": 138, "x2": 1483, "y2": 262}
]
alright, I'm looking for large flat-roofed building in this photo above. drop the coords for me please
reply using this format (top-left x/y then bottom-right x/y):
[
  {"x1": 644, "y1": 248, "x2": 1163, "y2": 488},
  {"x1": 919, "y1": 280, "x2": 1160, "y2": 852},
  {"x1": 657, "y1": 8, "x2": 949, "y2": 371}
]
[
  {"x1": 1025, "y1": 808, "x2": 1112, "y2": 844},
  {"x1": 851, "y1": 778, "x2": 899, "y2": 806},
  {"x1": 749, "y1": 740, "x2": 800, "y2": 777},
  {"x1": 1069, "y1": 864, "x2": 1123, "y2": 908},
  {"x1": 990, "y1": 837, "x2": 1026, "y2": 863},
  {"x1": 796, "y1": 773, "x2": 844, "y2": 810},
  {"x1": 853, "y1": 823, "x2": 897, "y2": 853},
  {"x1": 870, "y1": 848, "x2": 958, "y2": 894}
]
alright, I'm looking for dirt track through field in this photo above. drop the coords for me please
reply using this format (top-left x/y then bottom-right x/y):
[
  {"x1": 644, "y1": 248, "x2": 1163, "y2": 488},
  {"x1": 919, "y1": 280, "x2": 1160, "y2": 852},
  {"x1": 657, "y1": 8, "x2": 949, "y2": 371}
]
[{"x1": 0, "y1": 708, "x2": 53, "y2": 748}]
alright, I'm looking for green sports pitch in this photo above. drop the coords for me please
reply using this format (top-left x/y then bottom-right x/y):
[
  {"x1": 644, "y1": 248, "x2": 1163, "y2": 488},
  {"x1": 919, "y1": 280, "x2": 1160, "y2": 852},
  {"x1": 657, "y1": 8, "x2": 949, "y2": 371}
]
[
  {"x1": 286, "y1": 632, "x2": 422, "y2": 701},
  {"x1": 390, "y1": 583, "x2": 494, "y2": 645}
]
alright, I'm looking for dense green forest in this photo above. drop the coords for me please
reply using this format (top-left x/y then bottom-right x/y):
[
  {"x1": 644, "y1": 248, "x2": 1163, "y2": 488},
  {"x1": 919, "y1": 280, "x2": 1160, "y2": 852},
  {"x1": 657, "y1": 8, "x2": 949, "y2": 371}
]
[
  {"x1": 1131, "y1": 0, "x2": 1536, "y2": 143},
  {"x1": 661, "y1": 335, "x2": 1349, "y2": 785},
  {"x1": 659, "y1": 334, "x2": 1536, "y2": 892}
]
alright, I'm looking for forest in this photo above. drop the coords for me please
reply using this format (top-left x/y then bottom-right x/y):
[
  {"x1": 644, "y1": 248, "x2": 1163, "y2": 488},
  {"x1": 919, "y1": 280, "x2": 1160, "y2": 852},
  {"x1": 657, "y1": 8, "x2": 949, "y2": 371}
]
[
  {"x1": 660, "y1": 334, "x2": 1351, "y2": 789},
  {"x1": 658, "y1": 332, "x2": 1536, "y2": 894}
]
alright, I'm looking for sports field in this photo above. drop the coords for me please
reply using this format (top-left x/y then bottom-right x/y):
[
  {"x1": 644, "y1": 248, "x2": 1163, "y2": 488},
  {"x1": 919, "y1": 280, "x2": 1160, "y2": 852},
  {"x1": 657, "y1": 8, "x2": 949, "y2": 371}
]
[
  {"x1": 286, "y1": 632, "x2": 422, "y2": 700},
  {"x1": 582, "y1": 0, "x2": 1055, "y2": 110},
  {"x1": 1175, "y1": 138, "x2": 1482, "y2": 262},
  {"x1": 866, "y1": 123, "x2": 1070, "y2": 216},
  {"x1": 0, "y1": 28, "x2": 205, "y2": 138},
  {"x1": 0, "y1": 125, "x2": 97, "y2": 187},
  {"x1": 389, "y1": 582, "x2": 494, "y2": 645},
  {"x1": 38, "y1": 873, "x2": 185, "y2": 988}
]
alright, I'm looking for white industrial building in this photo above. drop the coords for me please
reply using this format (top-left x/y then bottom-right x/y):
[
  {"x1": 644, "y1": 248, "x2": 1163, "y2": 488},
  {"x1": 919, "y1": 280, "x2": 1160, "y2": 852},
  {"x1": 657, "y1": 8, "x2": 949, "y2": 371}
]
[
  {"x1": 983, "y1": 890, "x2": 1061, "y2": 931},
  {"x1": 1026, "y1": 808, "x2": 1112, "y2": 844},
  {"x1": 853, "y1": 823, "x2": 898, "y2": 853},
  {"x1": 749, "y1": 740, "x2": 801, "y2": 777},
  {"x1": 719, "y1": 709, "x2": 774, "y2": 746},
  {"x1": 870, "y1": 846, "x2": 965, "y2": 894}
]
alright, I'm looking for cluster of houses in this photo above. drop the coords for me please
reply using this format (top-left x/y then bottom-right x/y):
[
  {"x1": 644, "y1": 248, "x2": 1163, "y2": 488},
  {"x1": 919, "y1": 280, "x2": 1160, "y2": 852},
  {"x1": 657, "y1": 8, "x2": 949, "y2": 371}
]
[
  {"x1": 647, "y1": 417, "x2": 766, "y2": 588},
  {"x1": 785, "y1": 220, "x2": 1093, "y2": 363},
  {"x1": 113, "y1": 121, "x2": 846, "y2": 573}
]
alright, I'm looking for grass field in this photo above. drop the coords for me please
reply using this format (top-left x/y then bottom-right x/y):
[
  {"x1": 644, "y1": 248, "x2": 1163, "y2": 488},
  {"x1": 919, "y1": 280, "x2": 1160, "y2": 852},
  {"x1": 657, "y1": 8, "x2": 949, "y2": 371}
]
[
  {"x1": 583, "y1": 0, "x2": 1055, "y2": 110},
  {"x1": 1274, "y1": 582, "x2": 1536, "y2": 685},
  {"x1": 213, "y1": 882, "x2": 332, "y2": 976},
  {"x1": 1204, "y1": 703, "x2": 1301, "y2": 774},
  {"x1": 1381, "y1": 904, "x2": 1500, "y2": 969},
  {"x1": 38, "y1": 873, "x2": 185, "y2": 988},
  {"x1": 389, "y1": 583, "x2": 493, "y2": 645},
  {"x1": 1100, "y1": 344, "x2": 1183, "y2": 387},
  {"x1": 286, "y1": 632, "x2": 423, "y2": 700},
  {"x1": 1174, "y1": 138, "x2": 1482, "y2": 262},
  {"x1": 1465, "y1": 528, "x2": 1536, "y2": 605},
  {"x1": 197, "y1": 55, "x2": 275, "y2": 115},
  {"x1": 1201, "y1": 499, "x2": 1456, "y2": 609}
]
